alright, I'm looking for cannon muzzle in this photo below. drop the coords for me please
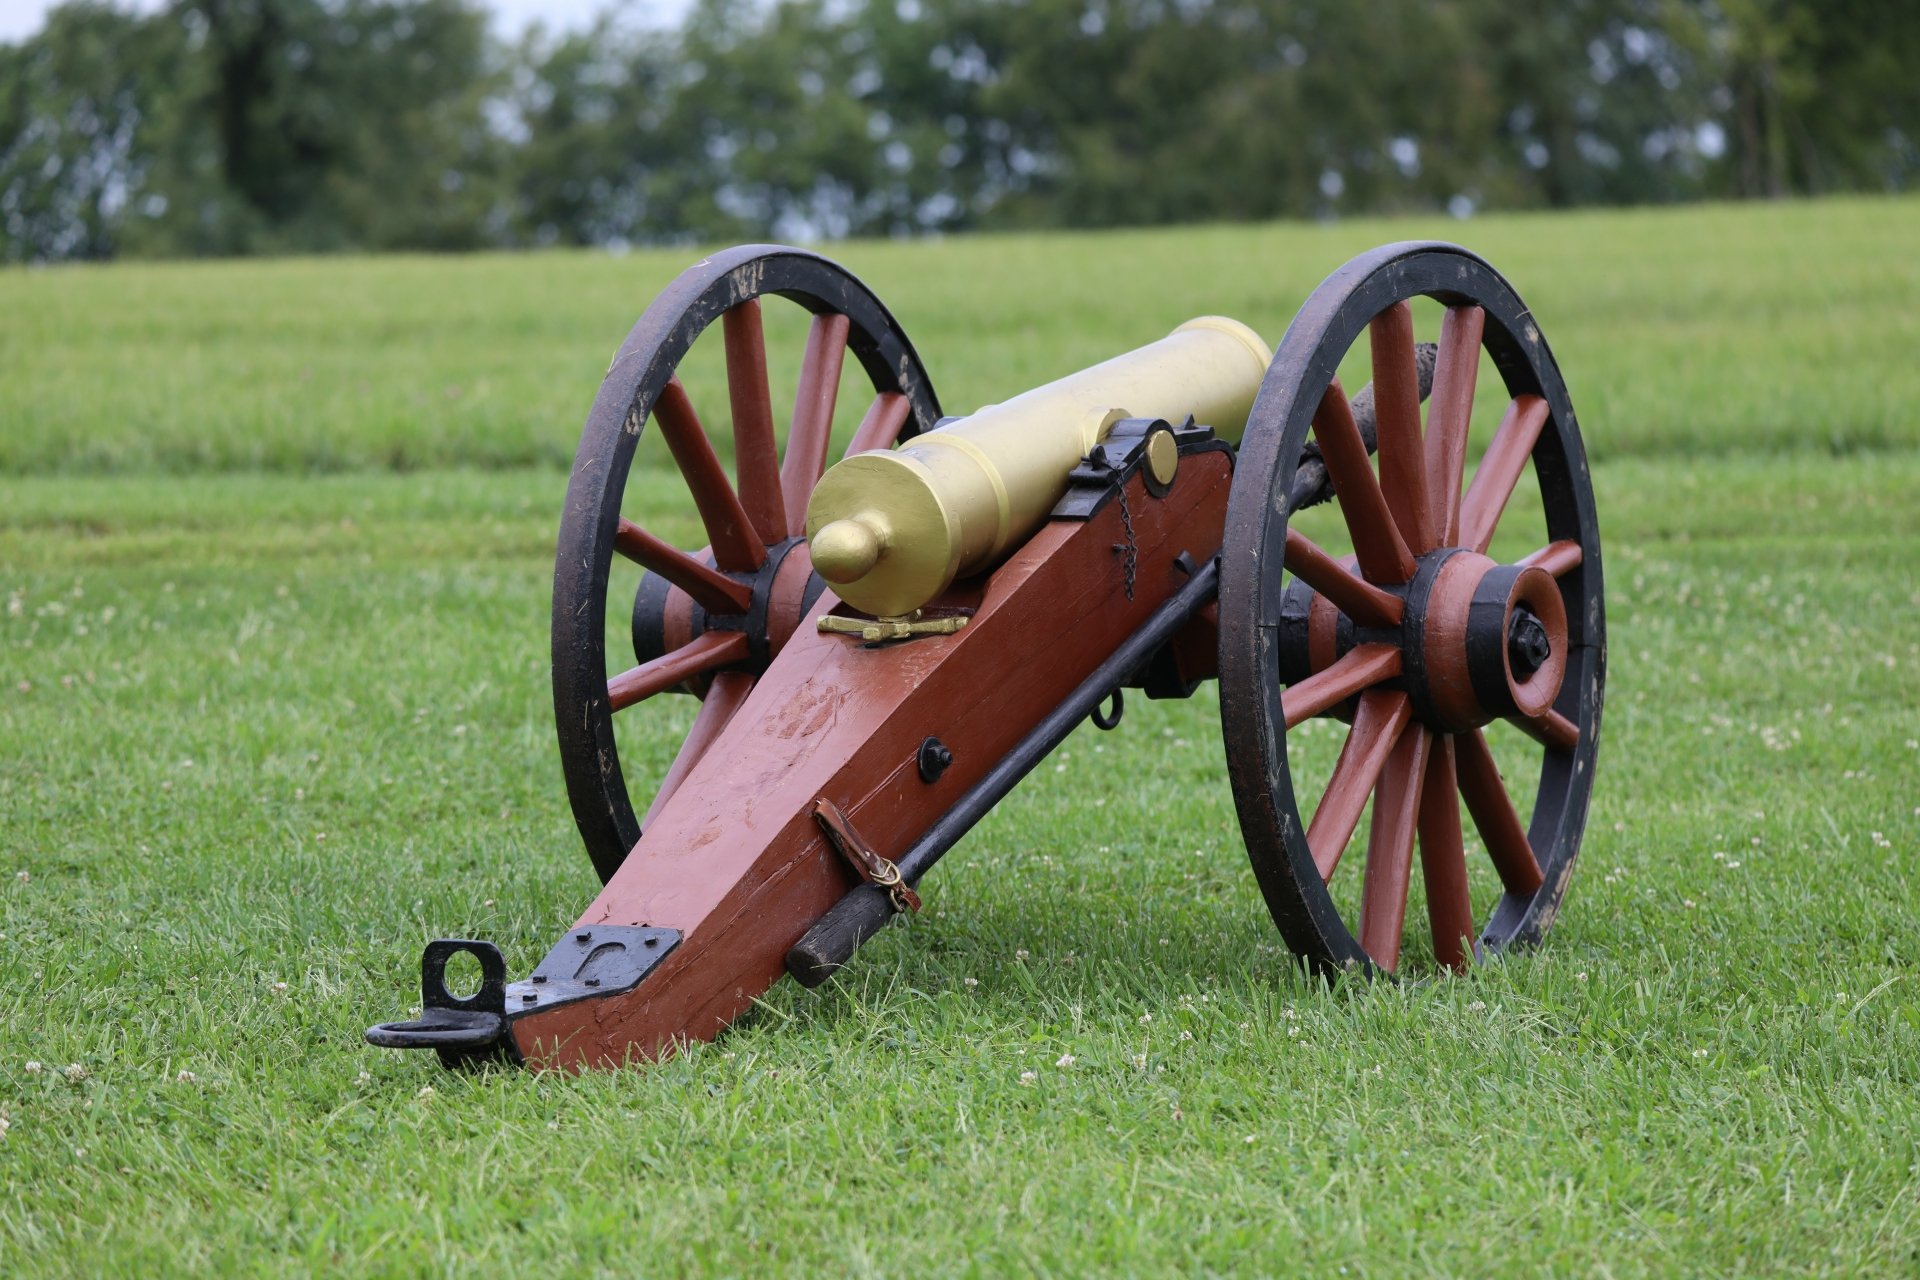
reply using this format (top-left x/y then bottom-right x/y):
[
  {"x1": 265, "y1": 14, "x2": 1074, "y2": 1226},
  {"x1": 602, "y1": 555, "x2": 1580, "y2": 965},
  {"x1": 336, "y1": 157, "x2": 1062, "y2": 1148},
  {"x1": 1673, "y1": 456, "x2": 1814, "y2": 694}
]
[{"x1": 805, "y1": 316, "x2": 1270, "y2": 617}]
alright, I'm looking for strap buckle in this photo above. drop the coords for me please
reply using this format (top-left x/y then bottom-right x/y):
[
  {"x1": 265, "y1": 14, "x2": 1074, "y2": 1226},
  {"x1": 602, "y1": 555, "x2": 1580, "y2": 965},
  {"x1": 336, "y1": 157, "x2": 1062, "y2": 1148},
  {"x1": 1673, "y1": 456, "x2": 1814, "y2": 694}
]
[{"x1": 812, "y1": 798, "x2": 920, "y2": 914}]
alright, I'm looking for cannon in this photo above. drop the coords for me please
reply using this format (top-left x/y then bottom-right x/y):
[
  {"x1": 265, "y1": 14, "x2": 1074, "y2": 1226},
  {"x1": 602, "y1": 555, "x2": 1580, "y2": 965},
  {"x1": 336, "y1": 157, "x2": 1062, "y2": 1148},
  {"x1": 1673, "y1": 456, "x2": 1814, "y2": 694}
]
[{"x1": 367, "y1": 241, "x2": 1604, "y2": 1070}]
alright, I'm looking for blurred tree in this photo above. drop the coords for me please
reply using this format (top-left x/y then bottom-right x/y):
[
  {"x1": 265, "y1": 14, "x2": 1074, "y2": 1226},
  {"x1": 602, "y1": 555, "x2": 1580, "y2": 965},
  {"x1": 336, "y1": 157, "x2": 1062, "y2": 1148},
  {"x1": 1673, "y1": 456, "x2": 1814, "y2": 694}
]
[
  {"x1": 1, "y1": 0, "x2": 1915, "y2": 261},
  {"x1": 1713, "y1": 0, "x2": 1920, "y2": 197},
  {"x1": 0, "y1": 3, "x2": 170, "y2": 261}
]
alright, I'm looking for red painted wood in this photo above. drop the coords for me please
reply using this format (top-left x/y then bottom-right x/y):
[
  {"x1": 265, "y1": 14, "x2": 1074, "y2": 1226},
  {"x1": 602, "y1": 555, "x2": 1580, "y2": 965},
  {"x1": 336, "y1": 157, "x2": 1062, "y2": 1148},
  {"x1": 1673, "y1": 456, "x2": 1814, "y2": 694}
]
[
  {"x1": 1520, "y1": 539, "x2": 1584, "y2": 579},
  {"x1": 780, "y1": 313, "x2": 850, "y2": 533},
  {"x1": 1307, "y1": 689, "x2": 1414, "y2": 881},
  {"x1": 1417, "y1": 736, "x2": 1476, "y2": 970},
  {"x1": 1283, "y1": 529, "x2": 1404, "y2": 629},
  {"x1": 1424, "y1": 305, "x2": 1485, "y2": 546},
  {"x1": 722, "y1": 300, "x2": 787, "y2": 545},
  {"x1": 614, "y1": 519, "x2": 752, "y2": 615},
  {"x1": 511, "y1": 451, "x2": 1237, "y2": 1068},
  {"x1": 843, "y1": 391, "x2": 912, "y2": 459},
  {"x1": 1282, "y1": 643, "x2": 1401, "y2": 729},
  {"x1": 1511, "y1": 708, "x2": 1580, "y2": 752},
  {"x1": 1311, "y1": 381, "x2": 1418, "y2": 585},
  {"x1": 607, "y1": 630, "x2": 748, "y2": 713},
  {"x1": 653, "y1": 378, "x2": 765, "y2": 573},
  {"x1": 1358, "y1": 725, "x2": 1431, "y2": 971},
  {"x1": 642, "y1": 671, "x2": 755, "y2": 828},
  {"x1": 1369, "y1": 302, "x2": 1437, "y2": 554},
  {"x1": 1455, "y1": 727, "x2": 1544, "y2": 895},
  {"x1": 1459, "y1": 394, "x2": 1549, "y2": 554}
]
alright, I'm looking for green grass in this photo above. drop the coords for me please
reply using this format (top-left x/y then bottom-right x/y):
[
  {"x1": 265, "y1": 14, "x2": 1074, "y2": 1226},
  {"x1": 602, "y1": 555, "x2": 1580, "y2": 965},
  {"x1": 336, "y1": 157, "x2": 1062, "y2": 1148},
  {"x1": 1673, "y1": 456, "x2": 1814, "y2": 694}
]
[
  {"x1": 3, "y1": 195, "x2": 1918, "y2": 473},
  {"x1": 3, "y1": 198, "x2": 1920, "y2": 1274}
]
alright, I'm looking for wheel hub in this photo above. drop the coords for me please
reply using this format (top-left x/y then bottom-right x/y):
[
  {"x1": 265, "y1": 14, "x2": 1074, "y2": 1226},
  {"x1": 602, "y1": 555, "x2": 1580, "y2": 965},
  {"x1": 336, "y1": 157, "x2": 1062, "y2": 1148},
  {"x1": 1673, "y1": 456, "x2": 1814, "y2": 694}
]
[
  {"x1": 1406, "y1": 549, "x2": 1568, "y2": 733},
  {"x1": 631, "y1": 538, "x2": 825, "y2": 687},
  {"x1": 1275, "y1": 544, "x2": 1570, "y2": 734}
]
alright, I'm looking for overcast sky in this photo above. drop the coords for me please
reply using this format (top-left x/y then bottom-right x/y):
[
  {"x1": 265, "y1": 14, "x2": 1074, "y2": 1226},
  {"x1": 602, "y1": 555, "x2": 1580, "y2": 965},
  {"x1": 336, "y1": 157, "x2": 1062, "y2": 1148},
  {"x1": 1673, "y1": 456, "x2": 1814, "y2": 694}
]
[{"x1": 0, "y1": 0, "x2": 690, "y2": 44}]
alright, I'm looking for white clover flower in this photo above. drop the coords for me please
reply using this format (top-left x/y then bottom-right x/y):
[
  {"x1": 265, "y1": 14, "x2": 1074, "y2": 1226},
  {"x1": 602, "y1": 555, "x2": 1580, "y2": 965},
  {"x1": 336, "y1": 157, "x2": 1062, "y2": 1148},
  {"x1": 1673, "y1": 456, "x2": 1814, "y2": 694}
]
[
  {"x1": 1018, "y1": 1071, "x2": 1037, "y2": 1086},
  {"x1": 1055, "y1": 1053, "x2": 1075, "y2": 1069}
]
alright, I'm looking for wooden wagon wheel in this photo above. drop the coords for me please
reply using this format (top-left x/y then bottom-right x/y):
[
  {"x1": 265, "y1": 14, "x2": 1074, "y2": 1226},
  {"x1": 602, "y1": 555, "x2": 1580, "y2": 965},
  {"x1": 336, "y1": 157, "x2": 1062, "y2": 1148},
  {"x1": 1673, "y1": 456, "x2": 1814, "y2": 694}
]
[
  {"x1": 1217, "y1": 242, "x2": 1605, "y2": 974},
  {"x1": 553, "y1": 245, "x2": 942, "y2": 883}
]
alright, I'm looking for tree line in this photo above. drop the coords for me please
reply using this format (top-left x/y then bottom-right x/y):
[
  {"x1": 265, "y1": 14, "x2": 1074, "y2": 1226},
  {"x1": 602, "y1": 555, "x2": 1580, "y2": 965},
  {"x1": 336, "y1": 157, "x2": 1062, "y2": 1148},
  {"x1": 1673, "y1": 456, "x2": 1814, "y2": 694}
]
[{"x1": 3, "y1": 0, "x2": 1915, "y2": 262}]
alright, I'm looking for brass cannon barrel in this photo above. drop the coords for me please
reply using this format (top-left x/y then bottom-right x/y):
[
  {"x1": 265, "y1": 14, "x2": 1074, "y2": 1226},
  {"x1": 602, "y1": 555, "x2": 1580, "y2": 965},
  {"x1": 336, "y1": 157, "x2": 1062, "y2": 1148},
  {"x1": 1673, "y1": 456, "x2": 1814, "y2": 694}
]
[{"x1": 805, "y1": 317, "x2": 1271, "y2": 617}]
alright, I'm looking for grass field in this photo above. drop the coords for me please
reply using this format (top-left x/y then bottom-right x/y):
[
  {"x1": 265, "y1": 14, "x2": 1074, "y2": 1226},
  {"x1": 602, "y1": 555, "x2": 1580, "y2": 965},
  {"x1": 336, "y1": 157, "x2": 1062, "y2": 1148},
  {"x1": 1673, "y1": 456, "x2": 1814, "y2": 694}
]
[{"x1": 3, "y1": 197, "x2": 1919, "y2": 1275}]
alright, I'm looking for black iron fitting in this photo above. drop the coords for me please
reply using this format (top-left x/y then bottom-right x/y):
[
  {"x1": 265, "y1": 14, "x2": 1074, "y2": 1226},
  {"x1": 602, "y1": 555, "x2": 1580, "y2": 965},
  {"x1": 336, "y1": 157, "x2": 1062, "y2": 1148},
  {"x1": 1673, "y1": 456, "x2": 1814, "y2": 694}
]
[
  {"x1": 1508, "y1": 607, "x2": 1552, "y2": 676},
  {"x1": 1052, "y1": 417, "x2": 1226, "y2": 521},
  {"x1": 365, "y1": 926, "x2": 682, "y2": 1069},
  {"x1": 917, "y1": 736, "x2": 954, "y2": 783}
]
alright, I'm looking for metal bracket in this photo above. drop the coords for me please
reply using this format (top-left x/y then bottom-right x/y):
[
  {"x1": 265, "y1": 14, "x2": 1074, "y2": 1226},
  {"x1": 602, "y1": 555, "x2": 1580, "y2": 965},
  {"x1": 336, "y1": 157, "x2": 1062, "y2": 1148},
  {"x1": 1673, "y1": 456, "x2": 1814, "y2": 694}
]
[
  {"x1": 817, "y1": 611, "x2": 969, "y2": 643},
  {"x1": 1053, "y1": 417, "x2": 1220, "y2": 520},
  {"x1": 506, "y1": 925, "x2": 682, "y2": 1017},
  {"x1": 365, "y1": 927, "x2": 681, "y2": 1067},
  {"x1": 365, "y1": 938, "x2": 516, "y2": 1070}
]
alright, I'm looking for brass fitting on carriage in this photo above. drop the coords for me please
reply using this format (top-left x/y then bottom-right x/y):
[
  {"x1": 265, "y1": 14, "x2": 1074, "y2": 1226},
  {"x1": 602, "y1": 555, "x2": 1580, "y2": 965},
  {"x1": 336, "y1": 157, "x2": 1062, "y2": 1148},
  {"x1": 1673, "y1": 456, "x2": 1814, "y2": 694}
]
[{"x1": 804, "y1": 316, "x2": 1271, "y2": 618}]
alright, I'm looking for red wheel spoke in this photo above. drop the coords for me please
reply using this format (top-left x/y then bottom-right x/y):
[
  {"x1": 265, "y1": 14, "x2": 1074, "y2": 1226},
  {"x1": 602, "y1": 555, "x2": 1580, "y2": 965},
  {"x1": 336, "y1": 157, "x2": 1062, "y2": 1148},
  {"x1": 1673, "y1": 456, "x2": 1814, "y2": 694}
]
[
  {"x1": 1520, "y1": 539, "x2": 1584, "y2": 579},
  {"x1": 614, "y1": 518, "x2": 752, "y2": 615},
  {"x1": 780, "y1": 312, "x2": 852, "y2": 533},
  {"x1": 653, "y1": 378, "x2": 765, "y2": 573},
  {"x1": 1311, "y1": 380, "x2": 1417, "y2": 585},
  {"x1": 722, "y1": 300, "x2": 787, "y2": 545},
  {"x1": 1417, "y1": 737, "x2": 1476, "y2": 970},
  {"x1": 1308, "y1": 689, "x2": 1414, "y2": 880},
  {"x1": 1424, "y1": 305, "x2": 1485, "y2": 546},
  {"x1": 1283, "y1": 529, "x2": 1405, "y2": 629},
  {"x1": 843, "y1": 391, "x2": 912, "y2": 459},
  {"x1": 642, "y1": 670, "x2": 754, "y2": 827},
  {"x1": 1369, "y1": 302, "x2": 1437, "y2": 554},
  {"x1": 1358, "y1": 726, "x2": 1431, "y2": 971},
  {"x1": 607, "y1": 630, "x2": 748, "y2": 713},
  {"x1": 1459, "y1": 394, "x2": 1549, "y2": 554},
  {"x1": 1456, "y1": 727, "x2": 1544, "y2": 894},
  {"x1": 1510, "y1": 708, "x2": 1580, "y2": 752},
  {"x1": 1283, "y1": 644, "x2": 1402, "y2": 729}
]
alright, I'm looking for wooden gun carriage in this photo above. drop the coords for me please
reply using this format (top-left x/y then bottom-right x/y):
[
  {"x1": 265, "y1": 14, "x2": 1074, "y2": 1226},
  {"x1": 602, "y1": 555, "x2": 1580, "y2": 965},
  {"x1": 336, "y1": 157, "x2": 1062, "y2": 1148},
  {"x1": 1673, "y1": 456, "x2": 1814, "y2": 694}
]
[{"x1": 368, "y1": 241, "x2": 1604, "y2": 1071}]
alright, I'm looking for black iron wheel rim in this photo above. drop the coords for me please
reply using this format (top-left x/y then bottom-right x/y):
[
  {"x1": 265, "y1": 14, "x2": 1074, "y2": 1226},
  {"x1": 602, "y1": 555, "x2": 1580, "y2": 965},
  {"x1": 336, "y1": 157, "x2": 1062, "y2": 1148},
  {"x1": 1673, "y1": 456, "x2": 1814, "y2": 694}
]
[
  {"x1": 1217, "y1": 240, "x2": 1606, "y2": 975},
  {"x1": 552, "y1": 244, "x2": 942, "y2": 884}
]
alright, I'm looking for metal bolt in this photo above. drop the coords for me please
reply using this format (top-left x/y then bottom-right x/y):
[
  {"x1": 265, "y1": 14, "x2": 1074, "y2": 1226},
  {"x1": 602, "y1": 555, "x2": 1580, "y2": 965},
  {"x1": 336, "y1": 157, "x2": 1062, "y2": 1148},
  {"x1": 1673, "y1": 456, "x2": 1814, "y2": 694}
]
[
  {"x1": 531, "y1": 974, "x2": 547, "y2": 984},
  {"x1": 918, "y1": 736, "x2": 954, "y2": 783},
  {"x1": 644, "y1": 936, "x2": 659, "y2": 948},
  {"x1": 575, "y1": 931, "x2": 592, "y2": 943},
  {"x1": 1508, "y1": 608, "x2": 1552, "y2": 676},
  {"x1": 522, "y1": 993, "x2": 537, "y2": 1003},
  {"x1": 584, "y1": 977, "x2": 601, "y2": 988}
]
